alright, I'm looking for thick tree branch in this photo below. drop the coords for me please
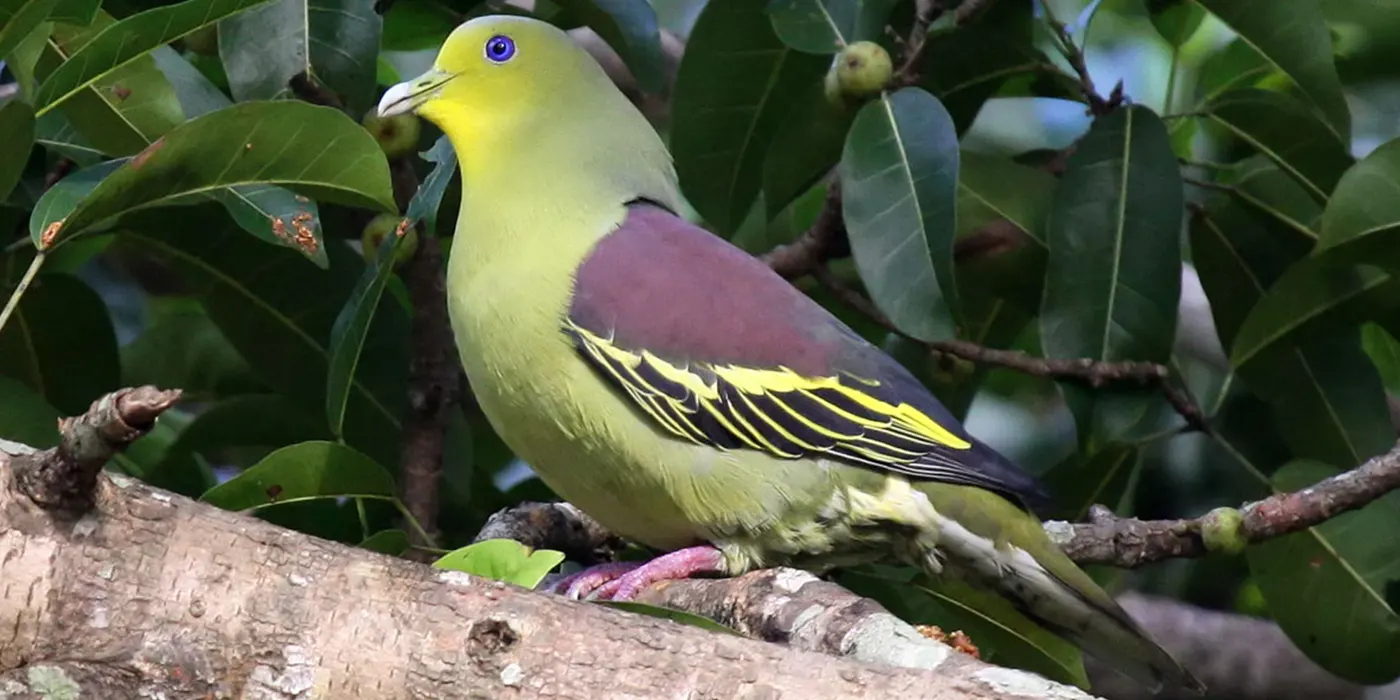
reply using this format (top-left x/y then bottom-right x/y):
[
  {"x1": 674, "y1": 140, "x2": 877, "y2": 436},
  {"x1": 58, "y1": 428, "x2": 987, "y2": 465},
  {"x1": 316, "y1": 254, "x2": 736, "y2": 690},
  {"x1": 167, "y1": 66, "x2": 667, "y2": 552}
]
[{"x1": 0, "y1": 390, "x2": 1097, "y2": 700}]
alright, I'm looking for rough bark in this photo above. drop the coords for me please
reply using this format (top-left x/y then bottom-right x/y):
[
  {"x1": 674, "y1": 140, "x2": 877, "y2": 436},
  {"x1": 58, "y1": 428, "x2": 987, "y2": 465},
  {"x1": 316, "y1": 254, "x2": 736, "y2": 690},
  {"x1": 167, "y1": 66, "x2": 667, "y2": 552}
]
[{"x1": 0, "y1": 397, "x2": 1098, "y2": 700}]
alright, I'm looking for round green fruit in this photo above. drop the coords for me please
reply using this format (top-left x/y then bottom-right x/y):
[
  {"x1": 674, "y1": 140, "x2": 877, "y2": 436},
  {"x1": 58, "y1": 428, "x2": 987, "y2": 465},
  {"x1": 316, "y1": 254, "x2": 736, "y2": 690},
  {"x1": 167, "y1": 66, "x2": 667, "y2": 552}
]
[
  {"x1": 361, "y1": 214, "x2": 419, "y2": 267},
  {"x1": 361, "y1": 112, "x2": 422, "y2": 158},
  {"x1": 834, "y1": 41, "x2": 893, "y2": 99}
]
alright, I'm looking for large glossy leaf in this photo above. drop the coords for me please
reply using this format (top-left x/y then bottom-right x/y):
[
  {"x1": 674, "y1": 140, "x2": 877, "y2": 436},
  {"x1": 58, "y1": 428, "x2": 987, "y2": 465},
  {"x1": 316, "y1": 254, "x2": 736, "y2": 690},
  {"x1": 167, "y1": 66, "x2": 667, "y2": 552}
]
[
  {"x1": 1228, "y1": 259, "x2": 1396, "y2": 371},
  {"x1": 0, "y1": 0, "x2": 57, "y2": 62},
  {"x1": 33, "y1": 101, "x2": 395, "y2": 255},
  {"x1": 146, "y1": 394, "x2": 329, "y2": 497},
  {"x1": 1040, "y1": 105, "x2": 1183, "y2": 364},
  {"x1": 433, "y1": 539, "x2": 565, "y2": 589},
  {"x1": 766, "y1": 0, "x2": 897, "y2": 53},
  {"x1": 1203, "y1": 88, "x2": 1353, "y2": 203},
  {"x1": 33, "y1": 0, "x2": 278, "y2": 114},
  {"x1": 27, "y1": 157, "x2": 124, "y2": 238},
  {"x1": 153, "y1": 47, "x2": 333, "y2": 263},
  {"x1": 1147, "y1": 0, "x2": 1205, "y2": 47},
  {"x1": 0, "y1": 268, "x2": 120, "y2": 415},
  {"x1": 958, "y1": 151, "x2": 1052, "y2": 249},
  {"x1": 201, "y1": 440, "x2": 398, "y2": 511},
  {"x1": 1194, "y1": 37, "x2": 1274, "y2": 105},
  {"x1": 40, "y1": 16, "x2": 185, "y2": 157},
  {"x1": 1216, "y1": 155, "x2": 1320, "y2": 249},
  {"x1": 670, "y1": 0, "x2": 827, "y2": 234},
  {"x1": 919, "y1": 26, "x2": 1074, "y2": 134},
  {"x1": 1192, "y1": 188, "x2": 1391, "y2": 470},
  {"x1": 123, "y1": 206, "x2": 408, "y2": 469},
  {"x1": 1195, "y1": 0, "x2": 1350, "y2": 140},
  {"x1": 0, "y1": 100, "x2": 35, "y2": 203},
  {"x1": 1247, "y1": 460, "x2": 1400, "y2": 684},
  {"x1": 218, "y1": 0, "x2": 380, "y2": 113},
  {"x1": 554, "y1": 0, "x2": 666, "y2": 93},
  {"x1": 760, "y1": 80, "x2": 853, "y2": 219},
  {"x1": 840, "y1": 567, "x2": 1089, "y2": 688},
  {"x1": 1314, "y1": 138, "x2": 1400, "y2": 270},
  {"x1": 840, "y1": 87, "x2": 960, "y2": 342},
  {"x1": 0, "y1": 376, "x2": 61, "y2": 449},
  {"x1": 33, "y1": 111, "x2": 103, "y2": 164},
  {"x1": 46, "y1": 0, "x2": 97, "y2": 25}
]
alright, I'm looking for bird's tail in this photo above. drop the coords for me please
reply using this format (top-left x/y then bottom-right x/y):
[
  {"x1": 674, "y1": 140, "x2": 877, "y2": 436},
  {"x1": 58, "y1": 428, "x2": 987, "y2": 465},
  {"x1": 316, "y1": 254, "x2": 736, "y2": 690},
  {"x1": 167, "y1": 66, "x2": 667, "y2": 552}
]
[{"x1": 915, "y1": 483, "x2": 1205, "y2": 695}]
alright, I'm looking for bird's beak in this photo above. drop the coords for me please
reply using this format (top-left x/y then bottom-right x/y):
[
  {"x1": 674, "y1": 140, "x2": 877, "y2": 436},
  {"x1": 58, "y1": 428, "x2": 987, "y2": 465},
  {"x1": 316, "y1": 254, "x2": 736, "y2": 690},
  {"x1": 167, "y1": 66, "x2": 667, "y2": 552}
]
[{"x1": 376, "y1": 68, "x2": 454, "y2": 118}]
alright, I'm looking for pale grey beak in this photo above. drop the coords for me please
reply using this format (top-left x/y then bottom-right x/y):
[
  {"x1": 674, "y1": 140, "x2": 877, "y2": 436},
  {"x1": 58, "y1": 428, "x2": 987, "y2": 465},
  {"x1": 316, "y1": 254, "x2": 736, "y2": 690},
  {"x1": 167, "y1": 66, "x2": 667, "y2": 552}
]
[{"x1": 376, "y1": 68, "x2": 454, "y2": 118}]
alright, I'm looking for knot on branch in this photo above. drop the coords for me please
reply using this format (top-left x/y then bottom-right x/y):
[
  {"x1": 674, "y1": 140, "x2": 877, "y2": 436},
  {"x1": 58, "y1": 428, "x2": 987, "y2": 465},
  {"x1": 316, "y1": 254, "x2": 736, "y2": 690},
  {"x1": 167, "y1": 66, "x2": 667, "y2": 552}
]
[{"x1": 9, "y1": 386, "x2": 181, "y2": 512}]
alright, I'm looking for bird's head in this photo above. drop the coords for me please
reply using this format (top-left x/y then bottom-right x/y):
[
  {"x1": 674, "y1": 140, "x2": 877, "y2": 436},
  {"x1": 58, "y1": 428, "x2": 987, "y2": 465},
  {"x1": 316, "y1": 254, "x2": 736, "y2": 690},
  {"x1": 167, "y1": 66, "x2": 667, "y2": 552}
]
[{"x1": 376, "y1": 14, "x2": 678, "y2": 210}]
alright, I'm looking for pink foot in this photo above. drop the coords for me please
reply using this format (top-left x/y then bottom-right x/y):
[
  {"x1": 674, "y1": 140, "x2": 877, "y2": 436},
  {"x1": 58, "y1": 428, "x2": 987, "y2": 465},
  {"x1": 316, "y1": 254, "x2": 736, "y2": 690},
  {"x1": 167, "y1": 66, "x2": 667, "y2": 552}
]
[
  {"x1": 548, "y1": 561, "x2": 642, "y2": 599},
  {"x1": 590, "y1": 546, "x2": 726, "y2": 602}
]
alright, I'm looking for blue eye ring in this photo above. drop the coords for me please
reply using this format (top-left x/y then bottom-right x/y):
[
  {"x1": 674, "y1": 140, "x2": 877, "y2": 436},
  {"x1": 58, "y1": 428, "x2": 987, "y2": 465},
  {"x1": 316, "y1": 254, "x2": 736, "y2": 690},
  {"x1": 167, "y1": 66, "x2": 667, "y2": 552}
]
[{"x1": 484, "y1": 34, "x2": 515, "y2": 63}]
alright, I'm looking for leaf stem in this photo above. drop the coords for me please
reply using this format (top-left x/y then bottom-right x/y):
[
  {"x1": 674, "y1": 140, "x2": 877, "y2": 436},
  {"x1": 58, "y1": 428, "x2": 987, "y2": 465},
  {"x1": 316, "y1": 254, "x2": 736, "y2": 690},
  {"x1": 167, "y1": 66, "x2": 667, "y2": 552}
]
[
  {"x1": 0, "y1": 252, "x2": 46, "y2": 336},
  {"x1": 393, "y1": 498, "x2": 438, "y2": 549}
]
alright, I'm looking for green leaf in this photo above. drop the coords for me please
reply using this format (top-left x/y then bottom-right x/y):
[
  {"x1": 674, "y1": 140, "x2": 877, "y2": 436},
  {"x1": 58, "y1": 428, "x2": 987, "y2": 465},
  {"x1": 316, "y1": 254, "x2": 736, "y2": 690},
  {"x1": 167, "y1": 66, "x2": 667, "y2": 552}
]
[
  {"x1": 1314, "y1": 138, "x2": 1400, "y2": 270},
  {"x1": 46, "y1": 0, "x2": 98, "y2": 25},
  {"x1": 0, "y1": 100, "x2": 35, "y2": 203},
  {"x1": 1195, "y1": 0, "x2": 1350, "y2": 140},
  {"x1": 41, "y1": 16, "x2": 186, "y2": 157},
  {"x1": 218, "y1": 0, "x2": 380, "y2": 114},
  {"x1": 670, "y1": 0, "x2": 827, "y2": 234},
  {"x1": 1040, "y1": 105, "x2": 1183, "y2": 364},
  {"x1": 6, "y1": 19, "x2": 48, "y2": 97},
  {"x1": 1228, "y1": 258, "x2": 1396, "y2": 371},
  {"x1": 1193, "y1": 189, "x2": 1392, "y2": 469},
  {"x1": 405, "y1": 135, "x2": 456, "y2": 231},
  {"x1": 1040, "y1": 444, "x2": 1139, "y2": 521},
  {"x1": 598, "y1": 601, "x2": 743, "y2": 636},
  {"x1": 1247, "y1": 460, "x2": 1400, "y2": 684},
  {"x1": 28, "y1": 157, "x2": 124, "y2": 239},
  {"x1": 919, "y1": 26, "x2": 1070, "y2": 134},
  {"x1": 432, "y1": 539, "x2": 565, "y2": 589},
  {"x1": 765, "y1": 0, "x2": 897, "y2": 53},
  {"x1": 125, "y1": 206, "x2": 408, "y2": 470},
  {"x1": 1194, "y1": 38, "x2": 1275, "y2": 104},
  {"x1": 0, "y1": 0, "x2": 58, "y2": 63},
  {"x1": 0, "y1": 375, "x2": 61, "y2": 449},
  {"x1": 327, "y1": 220, "x2": 410, "y2": 438},
  {"x1": 33, "y1": 0, "x2": 278, "y2": 115},
  {"x1": 34, "y1": 101, "x2": 395, "y2": 253},
  {"x1": 957, "y1": 150, "x2": 1052, "y2": 249},
  {"x1": 381, "y1": 0, "x2": 457, "y2": 51},
  {"x1": 120, "y1": 296, "x2": 261, "y2": 400},
  {"x1": 146, "y1": 394, "x2": 330, "y2": 497},
  {"x1": 360, "y1": 528, "x2": 410, "y2": 556},
  {"x1": 760, "y1": 79, "x2": 853, "y2": 220},
  {"x1": 1363, "y1": 323, "x2": 1400, "y2": 395},
  {"x1": 0, "y1": 268, "x2": 120, "y2": 415},
  {"x1": 1203, "y1": 88, "x2": 1353, "y2": 203},
  {"x1": 1147, "y1": 0, "x2": 1205, "y2": 47},
  {"x1": 201, "y1": 440, "x2": 397, "y2": 510},
  {"x1": 554, "y1": 0, "x2": 667, "y2": 94},
  {"x1": 33, "y1": 111, "x2": 104, "y2": 164},
  {"x1": 840, "y1": 567, "x2": 1089, "y2": 688},
  {"x1": 840, "y1": 87, "x2": 960, "y2": 342}
]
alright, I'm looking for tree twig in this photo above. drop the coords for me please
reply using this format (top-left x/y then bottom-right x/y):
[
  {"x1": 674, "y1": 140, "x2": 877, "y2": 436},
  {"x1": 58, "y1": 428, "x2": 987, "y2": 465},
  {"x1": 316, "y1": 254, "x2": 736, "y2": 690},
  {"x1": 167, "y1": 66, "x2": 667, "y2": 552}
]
[
  {"x1": 809, "y1": 264, "x2": 1208, "y2": 431},
  {"x1": 1036, "y1": 0, "x2": 1121, "y2": 116},
  {"x1": 8, "y1": 385, "x2": 181, "y2": 512},
  {"x1": 759, "y1": 181, "x2": 849, "y2": 279},
  {"x1": 1046, "y1": 438, "x2": 1400, "y2": 567},
  {"x1": 390, "y1": 156, "x2": 460, "y2": 550}
]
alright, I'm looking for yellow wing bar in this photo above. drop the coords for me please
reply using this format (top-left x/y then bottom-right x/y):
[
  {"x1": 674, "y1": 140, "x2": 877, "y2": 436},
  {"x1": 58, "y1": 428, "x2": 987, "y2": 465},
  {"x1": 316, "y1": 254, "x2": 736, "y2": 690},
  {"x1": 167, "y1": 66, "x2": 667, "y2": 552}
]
[{"x1": 567, "y1": 322, "x2": 975, "y2": 477}]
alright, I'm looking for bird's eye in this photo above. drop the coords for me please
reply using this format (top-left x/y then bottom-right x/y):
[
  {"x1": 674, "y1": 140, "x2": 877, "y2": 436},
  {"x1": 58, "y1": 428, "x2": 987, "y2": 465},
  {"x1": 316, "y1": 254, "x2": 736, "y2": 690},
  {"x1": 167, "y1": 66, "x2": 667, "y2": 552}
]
[{"x1": 484, "y1": 35, "x2": 516, "y2": 63}]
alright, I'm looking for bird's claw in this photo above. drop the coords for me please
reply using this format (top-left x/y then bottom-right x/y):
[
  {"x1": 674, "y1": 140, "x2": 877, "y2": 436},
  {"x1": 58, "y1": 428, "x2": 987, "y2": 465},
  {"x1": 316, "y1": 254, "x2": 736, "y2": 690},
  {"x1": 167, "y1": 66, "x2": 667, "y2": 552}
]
[{"x1": 547, "y1": 545, "x2": 727, "y2": 602}]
